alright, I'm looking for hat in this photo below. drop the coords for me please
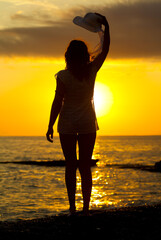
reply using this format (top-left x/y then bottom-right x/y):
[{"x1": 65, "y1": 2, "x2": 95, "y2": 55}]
[{"x1": 73, "y1": 12, "x2": 102, "y2": 33}]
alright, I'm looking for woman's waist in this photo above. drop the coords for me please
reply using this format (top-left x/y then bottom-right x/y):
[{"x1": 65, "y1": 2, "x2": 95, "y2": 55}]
[
  {"x1": 61, "y1": 101, "x2": 94, "y2": 112},
  {"x1": 63, "y1": 97, "x2": 93, "y2": 104}
]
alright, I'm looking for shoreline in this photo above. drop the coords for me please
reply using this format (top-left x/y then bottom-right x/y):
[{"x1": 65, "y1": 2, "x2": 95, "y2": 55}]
[{"x1": 1, "y1": 204, "x2": 161, "y2": 240}]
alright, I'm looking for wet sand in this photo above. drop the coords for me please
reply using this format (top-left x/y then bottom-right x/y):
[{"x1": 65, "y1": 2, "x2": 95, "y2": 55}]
[{"x1": 1, "y1": 204, "x2": 161, "y2": 240}]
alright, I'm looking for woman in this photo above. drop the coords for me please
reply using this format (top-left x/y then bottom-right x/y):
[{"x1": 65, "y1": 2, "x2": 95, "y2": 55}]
[{"x1": 46, "y1": 13, "x2": 110, "y2": 215}]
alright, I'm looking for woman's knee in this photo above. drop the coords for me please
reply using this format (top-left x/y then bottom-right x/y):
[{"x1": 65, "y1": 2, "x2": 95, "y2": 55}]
[{"x1": 79, "y1": 161, "x2": 91, "y2": 175}]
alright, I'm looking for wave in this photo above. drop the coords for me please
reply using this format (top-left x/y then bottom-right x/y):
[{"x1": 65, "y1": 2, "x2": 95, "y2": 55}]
[
  {"x1": 105, "y1": 162, "x2": 161, "y2": 172},
  {"x1": 0, "y1": 159, "x2": 99, "y2": 167}
]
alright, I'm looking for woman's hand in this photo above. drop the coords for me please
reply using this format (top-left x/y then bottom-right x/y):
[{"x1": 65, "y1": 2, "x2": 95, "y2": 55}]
[
  {"x1": 95, "y1": 13, "x2": 109, "y2": 28},
  {"x1": 46, "y1": 128, "x2": 54, "y2": 143}
]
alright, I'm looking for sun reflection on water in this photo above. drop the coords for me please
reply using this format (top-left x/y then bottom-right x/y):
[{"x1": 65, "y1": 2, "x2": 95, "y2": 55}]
[
  {"x1": 75, "y1": 163, "x2": 123, "y2": 211},
  {"x1": 74, "y1": 138, "x2": 133, "y2": 211}
]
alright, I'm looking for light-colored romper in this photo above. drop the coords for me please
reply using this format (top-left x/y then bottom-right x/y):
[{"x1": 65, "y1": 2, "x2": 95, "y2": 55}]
[{"x1": 56, "y1": 64, "x2": 99, "y2": 134}]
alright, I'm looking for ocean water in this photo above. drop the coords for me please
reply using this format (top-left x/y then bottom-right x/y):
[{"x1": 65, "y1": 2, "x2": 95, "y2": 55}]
[{"x1": 0, "y1": 136, "x2": 161, "y2": 222}]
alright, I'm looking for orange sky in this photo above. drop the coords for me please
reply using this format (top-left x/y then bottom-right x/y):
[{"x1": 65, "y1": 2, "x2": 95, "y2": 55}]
[{"x1": 0, "y1": 0, "x2": 161, "y2": 136}]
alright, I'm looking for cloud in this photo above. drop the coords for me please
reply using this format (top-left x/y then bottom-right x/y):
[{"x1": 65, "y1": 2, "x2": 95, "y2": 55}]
[
  {"x1": 10, "y1": 11, "x2": 58, "y2": 26},
  {"x1": 0, "y1": 1, "x2": 161, "y2": 59}
]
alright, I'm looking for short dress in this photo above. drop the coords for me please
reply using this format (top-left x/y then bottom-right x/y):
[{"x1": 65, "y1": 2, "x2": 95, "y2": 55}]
[{"x1": 56, "y1": 64, "x2": 99, "y2": 134}]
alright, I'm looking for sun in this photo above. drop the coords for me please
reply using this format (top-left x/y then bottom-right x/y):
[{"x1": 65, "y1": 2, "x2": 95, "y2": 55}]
[{"x1": 94, "y1": 82, "x2": 113, "y2": 117}]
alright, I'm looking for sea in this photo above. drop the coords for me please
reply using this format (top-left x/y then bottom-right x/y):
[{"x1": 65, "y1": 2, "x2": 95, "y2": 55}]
[{"x1": 0, "y1": 136, "x2": 161, "y2": 222}]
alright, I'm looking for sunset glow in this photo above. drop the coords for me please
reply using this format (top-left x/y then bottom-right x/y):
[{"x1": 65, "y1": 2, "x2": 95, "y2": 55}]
[{"x1": 0, "y1": 0, "x2": 161, "y2": 136}]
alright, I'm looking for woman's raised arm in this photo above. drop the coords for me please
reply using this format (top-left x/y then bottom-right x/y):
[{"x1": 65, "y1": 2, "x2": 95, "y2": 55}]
[{"x1": 92, "y1": 14, "x2": 110, "y2": 72}]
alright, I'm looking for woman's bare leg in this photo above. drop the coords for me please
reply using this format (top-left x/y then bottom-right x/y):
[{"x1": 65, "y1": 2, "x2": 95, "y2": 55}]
[
  {"x1": 78, "y1": 132, "x2": 96, "y2": 214},
  {"x1": 59, "y1": 134, "x2": 77, "y2": 213}
]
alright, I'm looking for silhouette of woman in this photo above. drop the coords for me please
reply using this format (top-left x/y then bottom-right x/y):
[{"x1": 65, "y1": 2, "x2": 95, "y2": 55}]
[{"x1": 46, "y1": 13, "x2": 110, "y2": 215}]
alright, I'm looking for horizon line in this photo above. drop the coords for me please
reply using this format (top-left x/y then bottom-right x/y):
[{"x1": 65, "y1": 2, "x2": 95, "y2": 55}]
[{"x1": 0, "y1": 135, "x2": 161, "y2": 137}]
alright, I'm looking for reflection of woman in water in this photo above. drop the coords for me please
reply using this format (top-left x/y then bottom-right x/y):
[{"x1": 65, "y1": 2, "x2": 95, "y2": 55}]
[{"x1": 46, "y1": 13, "x2": 110, "y2": 215}]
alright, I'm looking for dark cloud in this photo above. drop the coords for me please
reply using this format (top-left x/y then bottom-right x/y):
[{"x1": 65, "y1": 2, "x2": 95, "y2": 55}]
[
  {"x1": 105, "y1": 1, "x2": 161, "y2": 58},
  {"x1": 0, "y1": 24, "x2": 78, "y2": 57},
  {"x1": 0, "y1": 1, "x2": 161, "y2": 58}
]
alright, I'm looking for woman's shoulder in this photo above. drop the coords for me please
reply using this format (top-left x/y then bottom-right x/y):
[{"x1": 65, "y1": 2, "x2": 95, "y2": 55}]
[
  {"x1": 88, "y1": 59, "x2": 99, "y2": 71},
  {"x1": 56, "y1": 69, "x2": 69, "y2": 81},
  {"x1": 56, "y1": 69, "x2": 67, "y2": 78}
]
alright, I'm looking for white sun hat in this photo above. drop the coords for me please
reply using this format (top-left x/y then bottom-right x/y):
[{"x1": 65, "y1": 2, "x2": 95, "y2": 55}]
[{"x1": 73, "y1": 12, "x2": 103, "y2": 33}]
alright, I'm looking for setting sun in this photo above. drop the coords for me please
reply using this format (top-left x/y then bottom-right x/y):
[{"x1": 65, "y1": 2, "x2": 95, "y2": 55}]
[{"x1": 94, "y1": 82, "x2": 113, "y2": 117}]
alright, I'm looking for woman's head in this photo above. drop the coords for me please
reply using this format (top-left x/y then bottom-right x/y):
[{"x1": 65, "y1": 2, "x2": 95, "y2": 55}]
[{"x1": 65, "y1": 40, "x2": 90, "y2": 79}]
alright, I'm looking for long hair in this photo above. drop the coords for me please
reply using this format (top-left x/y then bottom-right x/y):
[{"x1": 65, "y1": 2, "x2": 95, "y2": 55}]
[{"x1": 65, "y1": 40, "x2": 90, "y2": 81}]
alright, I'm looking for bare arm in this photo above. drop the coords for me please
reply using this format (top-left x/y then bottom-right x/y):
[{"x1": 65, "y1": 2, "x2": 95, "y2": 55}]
[
  {"x1": 46, "y1": 78, "x2": 65, "y2": 142},
  {"x1": 92, "y1": 14, "x2": 110, "y2": 72}
]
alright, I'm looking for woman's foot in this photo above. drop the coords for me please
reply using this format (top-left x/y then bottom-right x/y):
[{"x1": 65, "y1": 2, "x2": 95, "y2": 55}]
[
  {"x1": 83, "y1": 207, "x2": 90, "y2": 216},
  {"x1": 69, "y1": 207, "x2": 76, "y2": 216}
]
